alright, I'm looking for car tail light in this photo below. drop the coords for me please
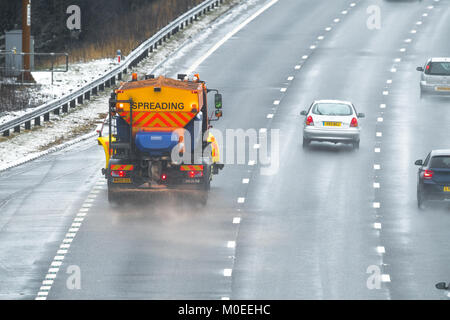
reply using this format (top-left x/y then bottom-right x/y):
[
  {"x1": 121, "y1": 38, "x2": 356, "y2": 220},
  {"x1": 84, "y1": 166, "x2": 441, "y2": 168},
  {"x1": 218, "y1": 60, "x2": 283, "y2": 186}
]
[
  {"x1": 111, "y1": 170, "x2": 126, "y2": 178},
  {"x1": 350, "y1": 117, "x2": 358, "y2": 127},
  {"x1": 188, "y1": 170, "x2": 203, "y2": 178},
  {"x1": 423, "y1": 169, "x2": 434, "y2": 179},
  {"x1": 306, "y1": 116, "x2": 314, "y2": 126}
]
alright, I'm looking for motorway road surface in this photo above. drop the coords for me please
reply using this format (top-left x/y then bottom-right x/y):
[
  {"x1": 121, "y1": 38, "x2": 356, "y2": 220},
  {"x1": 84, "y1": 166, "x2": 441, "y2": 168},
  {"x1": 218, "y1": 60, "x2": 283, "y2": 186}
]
[{"x1": 0, "y1": 0, "x2": 449, "y2": 299}]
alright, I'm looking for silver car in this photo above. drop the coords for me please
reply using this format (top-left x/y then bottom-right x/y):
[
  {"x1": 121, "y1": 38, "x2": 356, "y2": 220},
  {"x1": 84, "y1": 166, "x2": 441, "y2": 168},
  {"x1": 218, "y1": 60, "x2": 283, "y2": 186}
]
[
  {"x1": 417, "y1": 58, "x2": 450, "y2": 96},
  {"x1": 300, "y1": 100, "x2": 364, "y2": 149}
]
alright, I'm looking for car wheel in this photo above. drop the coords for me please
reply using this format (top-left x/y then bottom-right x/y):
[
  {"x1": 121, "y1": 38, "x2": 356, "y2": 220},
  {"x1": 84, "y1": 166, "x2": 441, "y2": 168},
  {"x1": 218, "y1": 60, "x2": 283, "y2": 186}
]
[
  {"x1": 352, "y1": 141, "x2": 360, "y2": 150},
  {"x1": 302, "y1": 137, "x2": 310, "y2": 149}
]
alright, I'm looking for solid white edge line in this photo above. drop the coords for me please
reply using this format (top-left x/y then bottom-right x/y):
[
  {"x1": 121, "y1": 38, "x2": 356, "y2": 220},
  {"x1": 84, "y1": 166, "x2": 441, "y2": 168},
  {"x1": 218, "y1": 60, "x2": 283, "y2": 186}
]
[{"x1": 187, "y1": 0, "x2": 279, "y2": 73}]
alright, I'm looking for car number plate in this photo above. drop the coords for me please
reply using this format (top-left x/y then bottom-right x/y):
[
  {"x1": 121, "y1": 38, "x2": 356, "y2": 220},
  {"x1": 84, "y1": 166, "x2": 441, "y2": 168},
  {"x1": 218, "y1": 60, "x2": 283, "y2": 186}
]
[
  {"x1": 323, "y1": 122, "x2": 341, "y2": 127},
  {"x1": 436, "y1": 87, "x2": 450, "y2": 91},
  {"x1": 444, "y1": 186, "x2": 450, "y2": 192},
  {"x1": 113, "y1": 178, "x2": 131, "y2": 184}
]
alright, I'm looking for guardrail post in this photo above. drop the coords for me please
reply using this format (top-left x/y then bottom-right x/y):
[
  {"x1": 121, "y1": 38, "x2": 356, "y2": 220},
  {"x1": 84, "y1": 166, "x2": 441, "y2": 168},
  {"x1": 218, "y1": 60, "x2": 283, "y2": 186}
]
[
  {"x1": 78, "y1": 95, "x2": 84, "y2": 104},
  {"x1": 53, "y1": 108, "x2": 60, "y2": 115},
  {"x1": 93, "y1": 86, "x2": 98, "y2": 95},
  {"x1": 3, "y1": 130, "x2": 9, "y2": 137},
  {"x1": 105, "y1": 79, "x2": 111, "y2": 88},
  {"x1": 110, "y1": 76, "x2": 116, "y2": 85},
  {"x1": 35, "y1": 117, "x2": 41, "y2": 126},
  {"x1": 85, "y1": 91, "x2": 91, "y2": 100},
  {"x1": 118, "y1": 72, "x2": 122, "y2": 81},
  {"x1": 44, "y1": 113, "x2": 50, "y2": 122},
  {"x1": 25, "y1": 121, "x2": 31, "y2": 130},
  {"x1": 69, "y1": 100, "x2": 75, "y2": 109},
  {"x1": 14, "y1": 125, "x2": 20, "y2": 133},
  {"x1": 99, "y1": 83, "x2": 104, "y2": 91}
]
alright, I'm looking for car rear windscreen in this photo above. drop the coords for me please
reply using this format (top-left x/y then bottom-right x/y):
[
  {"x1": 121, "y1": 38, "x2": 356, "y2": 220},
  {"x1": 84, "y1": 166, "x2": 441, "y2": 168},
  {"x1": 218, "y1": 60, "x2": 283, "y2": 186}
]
[
  {"x1": 430, "y1": 156, "x2": 450, "y2": 169},
  {"x1": 312, "y1": 103, "x2": 353, "y2": 116},
  {"x1": 425, "y1": 62, "x2": 450, "y2": 76}
]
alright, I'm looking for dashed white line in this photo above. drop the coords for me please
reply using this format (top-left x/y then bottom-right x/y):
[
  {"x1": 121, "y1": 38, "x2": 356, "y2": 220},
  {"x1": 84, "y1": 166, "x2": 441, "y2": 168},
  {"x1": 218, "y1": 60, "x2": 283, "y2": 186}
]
[
  {"x1": 233, "y1": 217, "x2": 241, "y2": 224},
  {"x1": 223, "y1": 269, "x2": 233, "y2": 277}
]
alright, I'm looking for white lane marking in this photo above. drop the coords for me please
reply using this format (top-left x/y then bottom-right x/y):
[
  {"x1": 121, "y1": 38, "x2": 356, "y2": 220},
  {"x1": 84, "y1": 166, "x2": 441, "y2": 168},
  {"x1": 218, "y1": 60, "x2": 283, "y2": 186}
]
[
  {"x1": 60, "y1": 243, "x2": 70, "y2": 249},
  {"x1": 54, "y1": 255, "x2": 65, "y2": 261},
  {"x1": 259, "y1": 128, "x2": 267, "y2": 133},
  {"x1": 375, "y1": 148, "x2": 381, "y2": 153},
  {"x1": 416, "y1": 21, "x2": 422, "y2": 25},
  {"x1": 253, "y1": 144, "x2": 260, "y2": 149},
  {"x1": 374, "y1": 164, "x2": 381, "y2": 170},
  {"x1": 404, "y1": 38, "x2": 412, "y2": 43},
  {"x1": 341, "y1": 10, "x2": 348, "y2": 15},
  {"x1": 71, "y1": 223, "x2": 82, "y2": 227},
  {"x1": 267, "y1": 114, "x2": 274, "y2": 119},
  {"x1": 334, "y1": 18, "x2": 340, "y2": 23},
  {"x1": 373, "y1": 183, "x2": 380, "y2": 189},
  {"x1": 373, "y1": 202, "x2": 381, "y2": 209},
  {"x1": 350, "y1": 3, "x2": 356, "y2": 7},
  {"x1": 233, "y1": 217, "x2": 241, "y2": 224},
  {"x1": 221, "y1": 297, "x2": 230, "y2": 300},
  {"x1": 376, "y1": 132, "x2": 382, "y2": 137},
  {"x1": 248, "y1": 160, "x2": 256, "y2": 166},
  {"x1": 380, "y1": 104, "x2": 386, "y2": 109},
  {"x1": 82, "y1": 203, "x2": 92, "y2": 208},
  {"x1": 224, "y1": 269, "x2": 233, "y2": 277},
  {"x1": 295, "y1": 65, "x2": 301, "y2": 70},
  {"x1": 325, "y1": 27, "x2": 332, "y2": 31},
  {"x1": 51, "y1": 261, "x2": 63, "y2": 266},
  {"x1": 410, "y1": 29, "x2": 417, "y2": 34},
  {"x1": 395, "y1": 58, "x2": 401, "y2": 63},
  {"x1": 381, "y1": 274, "x2": 391, "y2": 282},
  {"x1": 242, "y1": 178, "x2": 250, "y2": 184},
  {"x1": 428, "y1": 5, "x2": 434, "y2": 9},
  {"x1": 42, "y1": 280, "x2": 53, "y2": 285},
  {"x1": 302, "y1": 55, "x2": 308, "y2": 60},
  {"x1": 45, "y1": 274, "x2": 56, "y2": 279},
  {"x1": 48, "y1": 268, "x2": 59, "y2": 274},
  {"x1": 287, "y1": 76, "x2": 294, "y2": 81},
  {"x1": 391, "y1": 68, "x2": 397, "y2": 73},
  {"x1": 383, "y1": 91, "x2": 389, "y2": 96},
  {"x1": 400, "y1": 48, "x2": 406, "y2": 53},
  {"x1": 74, "y1": 217, "x2": 84, "y2": 222},
  {"x1": 422, "y1": 13, "x2": 428, "y2": 17},
  {"x1": 77, "y1": 212, "x2": 87, "y2": 217},
  {"x1": 374, "y1": 222, "x2": 382, "y2": 230},
  {"x1": 37, "y1": 291, "x2": 49, "y2": 296},
  {"x1": 273, "y1": 100, "x2": 280, "y2": 105},
  {"x1": 84, "y1": 198, "x2": 95, "y2": 203},
  {"x1": 376, "y1": 246, "x2": 386, "y2": 254},
  {"x1": 317, "y1": 36, "x2": 324, "y2": 40},
  {"x1": 280, "y1": 88, "x2": 287, "y2": 93},
  {"x1": 309, "y1": 45, "x2": 316, "y2": 50},
  {"x1": 227, "y1": 241, "x2": 236, "y2": 248},
  {"x1": 187, "y1": 0, "x2": 279, "y2": 73},
  {"x1": 386, "y1": 80, "x2": 392, "y2": 84},
  {"x1": 237, "y1": 197, "x2": 245, "y2": 204},
  {"x1": 377, "y1": 117, "x2": 383, "y2": 122}
]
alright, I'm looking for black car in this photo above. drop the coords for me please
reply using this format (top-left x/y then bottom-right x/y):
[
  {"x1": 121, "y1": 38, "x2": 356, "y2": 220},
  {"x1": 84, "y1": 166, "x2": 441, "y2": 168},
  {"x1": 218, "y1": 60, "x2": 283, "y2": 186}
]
[{"x1": 415, "y1": 149, "x2": 450, "y2": 209}]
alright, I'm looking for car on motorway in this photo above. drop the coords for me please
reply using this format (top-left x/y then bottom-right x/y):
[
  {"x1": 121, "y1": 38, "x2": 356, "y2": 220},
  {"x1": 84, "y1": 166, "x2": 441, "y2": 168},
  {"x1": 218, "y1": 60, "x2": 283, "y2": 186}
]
[
  {"x1": 417, "y1": 58, "x2": 450, "y2": 96},
  {"x1": 415, "y1": 149, "x2": 450, "y2": 208},
  {"x1": 300, "y1": 100, "x2": 364, "y2": 149}
]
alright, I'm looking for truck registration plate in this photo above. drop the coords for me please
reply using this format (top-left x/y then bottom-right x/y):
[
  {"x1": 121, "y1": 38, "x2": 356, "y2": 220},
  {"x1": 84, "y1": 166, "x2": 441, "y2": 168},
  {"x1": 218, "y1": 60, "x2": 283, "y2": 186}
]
[{"x1": 113, "y1": 178, "x2": 132, "y2": 184}]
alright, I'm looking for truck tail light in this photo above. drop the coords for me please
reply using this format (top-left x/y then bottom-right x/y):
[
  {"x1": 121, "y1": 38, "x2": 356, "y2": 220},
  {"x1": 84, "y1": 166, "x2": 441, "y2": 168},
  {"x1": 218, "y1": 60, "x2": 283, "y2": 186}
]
[
  {"x1": 111, "y1": 170, "x2": 127, "y2": 178},
  {"x1": 306, "y1": 116, "x2": 314, "y2": 126},
  {"x1": 188, "y1": 171, "x2": 203, "y2": 178},
  {"x1": 423, "y1": 170, "x2": 434, "y2": 179},
  {"x1": 161, "y1": 173, "x2": 168, "y2": 181}
]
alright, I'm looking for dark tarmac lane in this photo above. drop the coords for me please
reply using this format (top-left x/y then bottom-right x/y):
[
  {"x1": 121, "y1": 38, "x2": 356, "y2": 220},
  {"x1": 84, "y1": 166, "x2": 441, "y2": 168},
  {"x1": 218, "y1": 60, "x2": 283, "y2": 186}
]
[{"x1": 0, "y1": 0, "x2": 449, "y2": 299}]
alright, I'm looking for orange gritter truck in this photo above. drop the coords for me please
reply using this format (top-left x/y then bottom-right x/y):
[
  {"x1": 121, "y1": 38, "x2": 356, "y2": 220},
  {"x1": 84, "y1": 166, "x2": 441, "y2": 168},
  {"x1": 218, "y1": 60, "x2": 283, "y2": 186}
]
[{"x1": 98, "y1": 73, "x2": 224, "y2": 204}]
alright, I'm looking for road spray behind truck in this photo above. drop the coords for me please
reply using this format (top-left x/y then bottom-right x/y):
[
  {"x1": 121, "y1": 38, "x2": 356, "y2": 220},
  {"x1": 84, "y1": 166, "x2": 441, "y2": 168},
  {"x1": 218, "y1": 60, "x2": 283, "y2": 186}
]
[{"x1": 98, "y1": 73, "x2": 224, "y2": 204}]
